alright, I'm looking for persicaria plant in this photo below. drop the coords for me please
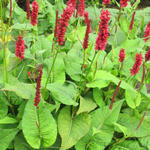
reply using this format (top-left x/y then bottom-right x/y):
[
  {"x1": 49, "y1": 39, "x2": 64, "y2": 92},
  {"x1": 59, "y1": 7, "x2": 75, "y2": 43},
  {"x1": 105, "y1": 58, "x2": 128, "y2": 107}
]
[{"x1": 0, "y1": 0, "x2": 150, "y2": 150}]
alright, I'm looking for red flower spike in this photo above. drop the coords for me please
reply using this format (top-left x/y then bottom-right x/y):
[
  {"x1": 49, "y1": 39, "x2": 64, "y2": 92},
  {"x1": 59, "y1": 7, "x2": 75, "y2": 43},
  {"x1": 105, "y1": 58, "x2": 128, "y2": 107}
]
[
  {"x1": 15, "y1": 35, "x2": 25, "y2": 61},
  {"x1": 57, "y1": 3, "x2": 75, "y2": 46},
  {"x1": 129, "y1": 11, "x2": 136, "y2": 30},
  {"x1": 145, "y1": 47, "x2": 150, "y2": 62},
  {"x1": 10, "y1": 0, "x2": 12, "y2": 17},
  {"x1": 109, "y1": 80, "x2": 122, "y2": 110},
  {"x1": 67, "y1": 0, "x2": 77, "y2": 8},
  {"x1": 83, "y1": 12, "x2": 91, "y2": 50},
  {"x1": 130, "y1": 53, "x2": 143, "y2": 76},
  {"x1": 95, "y1": 9, "x2": 111, "y2": 51},
  {"x1": 103, "y1": 0, "x2": 111, "y2": 5},
  {"x1": 54, "y1": 10, "x2": 59, "y2": 38},
  {"x1": 26, "y1": 0, "x2": 30, "y2": 20},
  {"x1": 144, "y1": 22, "x2": 150, "y2": 42},
  {"x1": 120, "y1": 0, "x2": 129, "y2": 8},
  {"x1": 77, "y1": 0, "x2": 85, "y2": 17},
  {"x1": 31, "y1": 1, "x2": 39, "y2": 26},
  {"x1": 119, "y1": 48, "x2": 125, "y2": 62},
  {"x1": 34, "y1": 68, "x2": 43, "y2": 108}
]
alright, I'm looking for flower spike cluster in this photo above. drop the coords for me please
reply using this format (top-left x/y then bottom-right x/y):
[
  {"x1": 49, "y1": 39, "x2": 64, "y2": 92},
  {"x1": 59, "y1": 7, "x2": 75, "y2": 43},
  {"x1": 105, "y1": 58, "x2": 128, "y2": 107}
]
[
  {"x1": 57, "y1": 3, "x2": 75, "y2": 45},
  {"x1": 119, "y1": 48, "x2": 125, "y2": 62},
  {"x1": 15, "y1": 35, "x2": 25, "y2": 61},
  {"x1": 103, "y1": 0, "x2": 111, "y2": 5},
  {"x1": 83, "y1": 12, "x2": 91, "y2": 50},
  {"x1": 31, "y1": 1, "x2": 39, "y2": 26},
  {"x1": 95, "y1": 9, "x2": 111, "y2": 51},
  {"x1": 129, "y1": 11, "x2": 136, "y2": 30},
  {"x1": 26, "y1": 0, "x2": 30, "y2": 20},
  {"x1": 130, "y1": 53, "x2": 143, "y2": 76},
  {"x1": 120, "y1": 0, "x2": 129, "y2": 8},
  {"x1": 144, "y1": 22, "x2": 150, "y2": 42},
  {"x1": 145, "y1": 47, "x2": 150, "y2": 62},
  {"x1": 77, "y1": 0, "x2": 85, "y2": 17},
  {"x1": 34, "y1": 68, "x2": 43, "y2": 108}
]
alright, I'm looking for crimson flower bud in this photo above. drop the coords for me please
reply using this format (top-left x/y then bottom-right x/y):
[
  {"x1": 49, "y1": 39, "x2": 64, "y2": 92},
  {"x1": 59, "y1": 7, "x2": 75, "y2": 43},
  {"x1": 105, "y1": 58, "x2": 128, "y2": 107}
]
[
  {"x1": 144, "y1": 22, "x2": 150, "y2": 42},
  {"x1": 26, "y1": 0, "x2": 30, "y2": 20},
  {"x1": 129, "y1": 11, "x2": 136, "y2": 30},
  {"x1": 130, "y1": 53, "x2": 143, "y2": 76},
  {"x1": 83, "y1": 12, "x2": 91, "y2": 50},
  {"x1": 77, "y1": 0, "x2": 85, "y2": 17},
  {"x1": 145, "y1": 47, "x2": 150, "y2": 62},
  {"x1": 34, "y1": 68, "x2": 43, "y2": 108},
  {"x1": 120, "y1": 0, "x2": 129, "y2": 8},
  {"x1": 95, "y1": 9, "x2": 111, "y2": 51},
  {"x1": 119, "y1": 48, "x2": 125, "y2": 62},
  {"x1": 15, "y1": 35, "x2": 25, "y2": 61},
  {"x1": 103, "y1": 0, "x2": 111, "y2": 5},
  {"x1": 31, "y1": 1, "x2": 39, "y2": 26}
]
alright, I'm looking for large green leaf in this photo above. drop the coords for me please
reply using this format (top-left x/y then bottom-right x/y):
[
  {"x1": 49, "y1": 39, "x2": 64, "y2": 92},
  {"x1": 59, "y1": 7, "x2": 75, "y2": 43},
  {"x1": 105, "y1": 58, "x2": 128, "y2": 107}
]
[
  {"x1": 47, "y1": 82, "x2": 78, "y2": 106},
  {"x1": 58, "y1": 106, "x2": 91, "y2": 150},
  {"x1": 0, "y1": 128, "x2": 18, "y2": 150},
  {"x1": 117, "y1": 113, "x2": 150, "y2": 137},
  {"x1": 2, "y1": 76, "x2": 35, "y2": 99},
  {"x1": 75, "y1": 100, "x2": 123, "y2": 150},
  {"x1": 22, "y1": 99, "x2": 57, "y2": 149}
]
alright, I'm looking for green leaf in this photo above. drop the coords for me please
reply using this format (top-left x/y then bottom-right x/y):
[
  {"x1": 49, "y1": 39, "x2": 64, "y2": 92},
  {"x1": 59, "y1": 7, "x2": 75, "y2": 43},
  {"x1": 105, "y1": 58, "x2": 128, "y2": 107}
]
[
  {"x1": 117, "y1": 113, "x2": 150, "y2": 137},
  {"x1": 58, "y1": 106, "x2": 91, "y2": 150},
  {"x1": 93, "y1": 88, "x2": 105, "y2": 107},
  {"x1": 77, "y1": 93, "x2": 97, "y2": 115},
  {"x1": 125, "y1": 90, "x2": 141, "y2": 109},
  {"x1": 0, "y1": 128, "x2": 18, "y2": 150},
  {"x1": 2, "y1": 76, "x2": 35, "y2": 99},
  {"x1": 112, "y1": 140, "x2": 145, "y2": 150},
  {"x1": 75, "y1": 100, "x2": 123, "y2": 150},
  {"x1": 22, "y1": 99, "x2": 57, "y2": 149},
  {"x1": 88, "y1": 70, "x2": 137, "y2": 94},
  {"x1": 47, "y1": 82, "x2": 78, "y2": 106},
  {"x1": 0, "y1": 116, "x2": 18, "y2": 124},
  {"x1": 139, "y1": 136, "x2": 150, "y2": 150},
  {"x1": 0, "y1": 99, "x2": 8, "y2": 119},
  {"x1": 44, "y1": 53, "x2": 66, "y2": 84},
  {"x1": 14, "y1": 133, "x2": 33, "y2": 150},
  {"x1": 64, "y1": 42, "x2": 82, "y2": 81}
]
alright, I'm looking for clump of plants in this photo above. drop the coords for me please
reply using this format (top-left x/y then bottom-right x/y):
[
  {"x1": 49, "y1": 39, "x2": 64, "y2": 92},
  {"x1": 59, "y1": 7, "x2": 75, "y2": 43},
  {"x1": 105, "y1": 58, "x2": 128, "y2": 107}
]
[{"x1": 0, "y1": 0, "x2": 150, "y2": 150}]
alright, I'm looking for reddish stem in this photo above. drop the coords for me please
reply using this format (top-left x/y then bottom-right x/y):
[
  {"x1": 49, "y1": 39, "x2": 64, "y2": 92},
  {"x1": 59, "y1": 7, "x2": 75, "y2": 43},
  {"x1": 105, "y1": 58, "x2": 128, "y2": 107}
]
[
  {"x1": 109, "y1": 80, "x2": 122, "y2": 110},
  {"x1": 135, "y1": 112, "x2": 146, "y2": 131}
]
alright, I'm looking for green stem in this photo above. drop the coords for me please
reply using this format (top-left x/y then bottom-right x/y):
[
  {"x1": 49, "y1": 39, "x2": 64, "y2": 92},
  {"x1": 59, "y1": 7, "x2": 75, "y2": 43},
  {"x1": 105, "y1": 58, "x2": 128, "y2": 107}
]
[{"x1": 45, "y1": 51, "x2": 58, "y2": 89}]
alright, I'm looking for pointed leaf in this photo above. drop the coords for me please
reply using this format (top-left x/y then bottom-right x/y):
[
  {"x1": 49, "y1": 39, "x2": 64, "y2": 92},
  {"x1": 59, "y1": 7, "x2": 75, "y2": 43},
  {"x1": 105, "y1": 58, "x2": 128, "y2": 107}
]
[{"x1": 58, "y1": 106, "x2": 91, "y2": 150}]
